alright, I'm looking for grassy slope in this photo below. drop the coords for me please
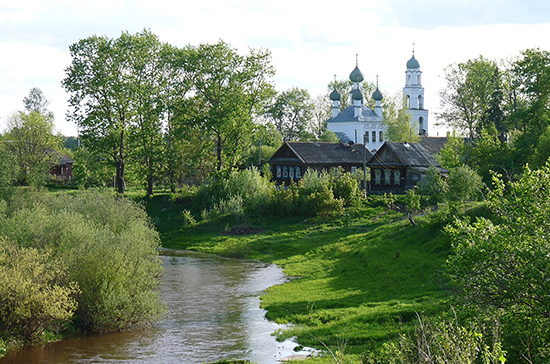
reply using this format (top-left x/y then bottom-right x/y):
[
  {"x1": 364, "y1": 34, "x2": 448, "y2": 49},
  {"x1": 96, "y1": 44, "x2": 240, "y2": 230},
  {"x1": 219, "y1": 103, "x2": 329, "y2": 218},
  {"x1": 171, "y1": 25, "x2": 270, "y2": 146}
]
[{"x1": 142, "y1": 195, "x2": 453, "y2": 361}]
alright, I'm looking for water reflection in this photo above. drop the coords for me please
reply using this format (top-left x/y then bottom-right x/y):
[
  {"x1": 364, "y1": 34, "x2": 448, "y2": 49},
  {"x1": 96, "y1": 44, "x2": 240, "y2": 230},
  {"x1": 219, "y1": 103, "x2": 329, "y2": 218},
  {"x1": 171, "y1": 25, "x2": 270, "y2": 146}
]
[{"x1": 0, "y1": 251, "x2": 312, "y2": 364}]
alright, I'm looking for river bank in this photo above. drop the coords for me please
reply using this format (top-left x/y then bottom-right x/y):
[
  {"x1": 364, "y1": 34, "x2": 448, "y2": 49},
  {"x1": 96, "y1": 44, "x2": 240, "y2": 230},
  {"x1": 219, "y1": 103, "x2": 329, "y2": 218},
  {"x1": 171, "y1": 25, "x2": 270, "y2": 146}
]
[
  {"x1": 145, "y1": 194, "x2": 454, "y2": 362},
  {"x1": 0, "y1": 250, "x2": 317, "y2": 364}
]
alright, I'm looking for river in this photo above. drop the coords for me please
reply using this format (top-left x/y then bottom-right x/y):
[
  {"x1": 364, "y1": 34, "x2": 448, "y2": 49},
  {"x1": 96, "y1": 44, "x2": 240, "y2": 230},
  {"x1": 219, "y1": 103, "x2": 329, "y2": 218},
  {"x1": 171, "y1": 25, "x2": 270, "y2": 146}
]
[{"x1": 0, "y1": 251, "x2": 314, "y2": 364}]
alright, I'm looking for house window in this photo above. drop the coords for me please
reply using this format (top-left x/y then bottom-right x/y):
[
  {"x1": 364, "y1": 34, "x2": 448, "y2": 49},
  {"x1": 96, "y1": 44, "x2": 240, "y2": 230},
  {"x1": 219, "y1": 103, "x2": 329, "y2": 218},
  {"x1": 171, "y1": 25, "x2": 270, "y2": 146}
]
[
  {"x1": 379, "y1": 131, "x2": 383, "y2": 143},
  {"x1": 289, "y1": 166, "x2": 295, "y2": 178},
  {"x1": 394, "y1": 170, "x2": 401, "y2": 186},
  {"x1": 296, "y1": 167, "x2": 301, "y2": 179},
  {"x1": 372, "y1": 131, "x2": 376, "y2": 143},
  {"x1": 384, "y1": 169, "x2": 391, "y2": 186},
  {"x1": 283, "y1": 166, "x2": 288, "y2": 178},
  {"x1": 276, "y1": 166, "x2": 281, "y2": 178},
  {"x1": 411, "y1": 173, "x2": 419, "y2": 181},
  {"x1": 351, "y1": 166, "x2": 357, "y2": 175},
  {"x1": 374, "y1": 169, "x2": 381, "y2": 186}
]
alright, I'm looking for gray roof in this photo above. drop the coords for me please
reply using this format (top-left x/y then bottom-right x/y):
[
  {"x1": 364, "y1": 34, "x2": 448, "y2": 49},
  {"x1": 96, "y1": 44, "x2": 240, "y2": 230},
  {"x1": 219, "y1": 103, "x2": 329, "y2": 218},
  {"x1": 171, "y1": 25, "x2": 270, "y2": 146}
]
[
  {"x1": 269, "y1": 141, "x2": 372, "y2": 166},
  {"x1": 327, "y1": 105, "x2": 383, "y2": 123},
  {"x1": 367, "y1": 141, "x2": 442, "y2": 168},
  {"x1": 419, "y1": 136, "x2": 449, "y2": 155}
]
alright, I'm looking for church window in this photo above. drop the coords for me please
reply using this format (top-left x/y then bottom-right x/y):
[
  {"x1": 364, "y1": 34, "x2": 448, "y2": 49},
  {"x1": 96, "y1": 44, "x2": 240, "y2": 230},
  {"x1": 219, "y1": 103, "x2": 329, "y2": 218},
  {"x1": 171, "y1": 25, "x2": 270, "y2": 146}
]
[
  {"x1": 283, "y1": 166, "x2": 288, "y2": 178},
  {"x1": 289, "y1": 166, "x2": 295, "y2": 178},
  {"x1": 364, "y1": 132, "x2": 369, "y2": 143},
  {"x1": 384, "y1": 169, "x2": 391, "y2": 186},
  {"x1": 379, "y1": 131, "x2": 383, "y2": 143},
  {"x1": 276, "y1": 166, "x2": 281, "y2": 178},
  {"x1": 406, "y1": 95, "x2": 410, "y2": 109},
  {"x1": 408, "y1": 75, "x2": 411, "y2": 86},
  {"x1": 296, "y1": 167, "x2": 301, "y2": 179},
  {"x1": 374, "y1": 169, "x2": 381, "y2": 186},
  {"x1": 418, "y1": 95, "x2": 423, "y2": 109},
  {"x1": 372, "y1": 131, "x2": 376, "y2": 143}
]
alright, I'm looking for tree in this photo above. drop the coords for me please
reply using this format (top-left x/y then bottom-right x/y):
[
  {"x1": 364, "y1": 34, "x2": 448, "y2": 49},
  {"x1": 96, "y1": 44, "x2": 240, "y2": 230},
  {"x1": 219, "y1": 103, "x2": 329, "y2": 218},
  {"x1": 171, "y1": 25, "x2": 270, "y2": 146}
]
[
  {"x1": 63, "y1": 32, "x2": 137, "y2": 193},
  {"x1": 4, "y1": 110, "x2": 62, "y2": 186},
  {"x1": 438, "y1": 56, "x2": 500, "y2": 161},
  {"x1": 23, "y1": 87, "x2": 54, "y2": 121},
  {"x1": 383, "y1": 92, "x2": 419, "y2": 143},
  {"x1": 445, "y1": 163, "x2": 550, "y2": 361},
  {"x1": 265, "y1": 87, "x2": 314, "y2": 140},
  {"x1": 186, "y1": 41, "x2": 275, "y2": 174}
]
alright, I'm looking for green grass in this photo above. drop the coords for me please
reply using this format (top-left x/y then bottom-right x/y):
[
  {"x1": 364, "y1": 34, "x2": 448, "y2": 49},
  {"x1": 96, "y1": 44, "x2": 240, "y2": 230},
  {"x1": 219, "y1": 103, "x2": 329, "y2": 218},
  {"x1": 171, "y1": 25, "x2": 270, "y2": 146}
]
[{"x1": 138, "y1": 195, "x2": 461, "y2": 361}]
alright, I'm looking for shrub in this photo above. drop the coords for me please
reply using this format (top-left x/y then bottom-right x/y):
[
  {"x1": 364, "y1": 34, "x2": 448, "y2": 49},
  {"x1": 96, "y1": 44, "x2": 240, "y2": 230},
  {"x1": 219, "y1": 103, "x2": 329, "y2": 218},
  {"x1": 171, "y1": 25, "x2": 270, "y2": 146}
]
[
  {"x1": 331, "y1": 169, "x2": 361, "y2": 207},
  {"x1": 0, "y1": 238, "x2": 78, "y2": 342},
  {"x1": 0, "y1": 190, "x2": 165, "y2": 334},
  {"x1": 446, "y1": 164, "x2": 484, "y2": 203}
]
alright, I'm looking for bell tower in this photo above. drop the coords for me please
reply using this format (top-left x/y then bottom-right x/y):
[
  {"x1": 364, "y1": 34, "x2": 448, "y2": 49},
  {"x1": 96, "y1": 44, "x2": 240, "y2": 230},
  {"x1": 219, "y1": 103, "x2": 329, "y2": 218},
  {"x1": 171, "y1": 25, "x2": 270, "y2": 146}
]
[{"x1": 403, "y1": 45, "x2": 429, "y2": 135}]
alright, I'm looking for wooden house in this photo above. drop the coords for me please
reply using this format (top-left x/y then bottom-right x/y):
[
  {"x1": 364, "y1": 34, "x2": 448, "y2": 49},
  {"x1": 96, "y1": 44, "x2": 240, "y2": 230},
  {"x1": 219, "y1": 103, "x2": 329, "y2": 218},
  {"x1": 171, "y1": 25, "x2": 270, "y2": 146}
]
[
  {"x1": 49, "y1": 150, "x2": 74, "y2": 181},
  {"x1": 268, "y1": 141, "x2": 373, "y2": 185},
  {"x1": 367, "y1": 141, "x2": 447, "y2": 194}
]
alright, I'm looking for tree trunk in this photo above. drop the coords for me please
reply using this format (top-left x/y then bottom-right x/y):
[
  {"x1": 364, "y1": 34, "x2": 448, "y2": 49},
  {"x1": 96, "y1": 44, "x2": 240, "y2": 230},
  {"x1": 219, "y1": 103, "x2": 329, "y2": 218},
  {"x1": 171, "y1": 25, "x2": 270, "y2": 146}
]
[{"x1": 216, "y1": 133, "x2": 222, "y2": 171}]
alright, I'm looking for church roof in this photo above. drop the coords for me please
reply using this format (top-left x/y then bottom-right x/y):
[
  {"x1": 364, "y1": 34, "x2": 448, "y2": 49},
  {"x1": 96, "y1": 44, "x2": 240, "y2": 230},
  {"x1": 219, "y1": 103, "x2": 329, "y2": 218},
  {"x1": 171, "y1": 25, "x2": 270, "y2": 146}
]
[
  {"x1": 349, "y1": 65, "x2": 364, "y2": 83},
  {"x1": 372, "y1": 87, "x2": 383, "y2": 101},
  {"x1": 327, "y1": 105, "x2": 383, "y2": 123},
  {"x1": 407, "y1": 55, "x2": 420, "y2": 69},
  {"x1": 330, "y1": 88, "x2": 341, "y2": 101}
]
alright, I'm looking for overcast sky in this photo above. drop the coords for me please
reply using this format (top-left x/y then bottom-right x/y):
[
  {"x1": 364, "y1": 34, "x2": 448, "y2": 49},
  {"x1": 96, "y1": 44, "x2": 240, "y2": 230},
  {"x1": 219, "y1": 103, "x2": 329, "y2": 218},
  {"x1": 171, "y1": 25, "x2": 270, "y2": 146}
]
[{"x1": 1, "y1": 0, "x2": 550, "y2": 136}]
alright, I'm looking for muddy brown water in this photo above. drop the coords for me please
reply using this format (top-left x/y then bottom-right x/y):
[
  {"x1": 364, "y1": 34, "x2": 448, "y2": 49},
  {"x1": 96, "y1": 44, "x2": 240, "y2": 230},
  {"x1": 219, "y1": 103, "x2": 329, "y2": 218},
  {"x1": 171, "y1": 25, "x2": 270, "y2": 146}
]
[{"x1": 0, "y1": 251, "x2": 314, "y2": 364}]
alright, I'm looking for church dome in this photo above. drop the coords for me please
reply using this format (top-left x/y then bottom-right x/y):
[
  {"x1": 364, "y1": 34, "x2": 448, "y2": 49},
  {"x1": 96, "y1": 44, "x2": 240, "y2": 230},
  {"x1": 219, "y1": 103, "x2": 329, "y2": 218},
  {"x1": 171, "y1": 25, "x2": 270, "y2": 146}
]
[
  {"x1": 349, "y1": 66, "x2": 364, "y2": 83},
  {"x1": 330, "y1": 87, "x2": 341, "y2": 101},
  {"x1": 352, "y1": 88, "x2": 363, "y2": 101},
  {"x1": 372, "y1": 87, "x2": 383, "y2": 101},
  {"x1": 407, "y1": 55, "x2": 420, "y2": 69}
]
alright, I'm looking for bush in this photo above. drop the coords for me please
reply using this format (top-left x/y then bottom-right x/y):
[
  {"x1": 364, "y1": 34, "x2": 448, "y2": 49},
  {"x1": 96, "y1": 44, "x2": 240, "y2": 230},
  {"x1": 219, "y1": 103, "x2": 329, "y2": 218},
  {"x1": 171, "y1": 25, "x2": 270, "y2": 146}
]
[
  {"x1": 446, "y1": 164, "x2": 484, "y2": 203},
  {"x1": 0, "y1": 190, "x2": 165, "y2": 334},
  {"x1": 0, "y1": 238, "x2": 78, "y2": 341}
]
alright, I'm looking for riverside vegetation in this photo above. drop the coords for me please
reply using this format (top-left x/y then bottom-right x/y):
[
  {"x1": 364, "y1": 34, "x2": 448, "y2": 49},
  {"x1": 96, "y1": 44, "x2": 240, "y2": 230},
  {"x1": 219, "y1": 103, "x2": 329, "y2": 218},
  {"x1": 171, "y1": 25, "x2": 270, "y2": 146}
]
[
  {"x1": 137, "y1": 165, "x2": 549, "y2": 364},
  {"x1": 0, "y1": 189, "x2": 165, "y2": 356}
]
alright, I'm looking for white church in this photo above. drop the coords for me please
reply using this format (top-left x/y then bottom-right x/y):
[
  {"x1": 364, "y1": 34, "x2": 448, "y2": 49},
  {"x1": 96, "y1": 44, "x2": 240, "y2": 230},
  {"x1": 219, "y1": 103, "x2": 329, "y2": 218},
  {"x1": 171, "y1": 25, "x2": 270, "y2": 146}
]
[{"x1": 326, "y1": 52, "x2": 429, "y2": 152}]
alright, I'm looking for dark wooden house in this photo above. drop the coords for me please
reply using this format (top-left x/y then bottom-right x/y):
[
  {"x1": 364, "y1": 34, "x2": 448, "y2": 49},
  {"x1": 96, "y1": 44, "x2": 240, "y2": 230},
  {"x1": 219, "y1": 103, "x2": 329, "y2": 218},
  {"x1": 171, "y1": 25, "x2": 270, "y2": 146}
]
[
  {"x1": 49, "y1": 151, "x2": 74, "y2": 181},
  {"x1": 268, "y1": 141, "x2": 373, "y2": 185},
  {"x1": 367, "y1": 141, "x2": 447, "y2": 194}
]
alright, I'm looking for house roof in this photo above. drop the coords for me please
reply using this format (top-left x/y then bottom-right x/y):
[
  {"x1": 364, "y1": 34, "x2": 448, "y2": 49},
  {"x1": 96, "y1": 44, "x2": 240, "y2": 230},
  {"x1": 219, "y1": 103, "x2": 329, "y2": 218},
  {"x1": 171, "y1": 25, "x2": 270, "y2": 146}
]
[
  {"x1": 269, "y1": 141, "x2": 373, "y2": 166},
  {"x1": 47, "y1": 149, "x2": 74, "y2": 165},
  {"x1": 367, "y1": 141, "x2": 441, "y2": 168},
  {"x1": 326, "y1": 105, "x2": 383, "y2": 123},
  {"x1": 419, "y1": 136, "x2": 448, "y2": 155}
]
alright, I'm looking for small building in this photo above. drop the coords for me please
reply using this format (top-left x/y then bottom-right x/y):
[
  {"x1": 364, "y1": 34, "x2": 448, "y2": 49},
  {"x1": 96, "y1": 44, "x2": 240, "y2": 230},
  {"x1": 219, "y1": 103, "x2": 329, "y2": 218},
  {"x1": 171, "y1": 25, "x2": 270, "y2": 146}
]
[
  {"x1": 367, "y1": 141, "x2": 447, "y2": 194},
  {"x1": 268, "y1": 141, "x2": 373, "y2": 185},
  {"x1": 49, "y1": 151, "x2": 74, "y2": 181}
]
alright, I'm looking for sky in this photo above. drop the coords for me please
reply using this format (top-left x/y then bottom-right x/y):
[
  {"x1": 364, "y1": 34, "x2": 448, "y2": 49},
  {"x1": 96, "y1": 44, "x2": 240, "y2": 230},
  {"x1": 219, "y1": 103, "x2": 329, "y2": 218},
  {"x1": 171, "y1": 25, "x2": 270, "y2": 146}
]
[{"x1": 1, "y1": 0, "x2": 550, "y2": 137}]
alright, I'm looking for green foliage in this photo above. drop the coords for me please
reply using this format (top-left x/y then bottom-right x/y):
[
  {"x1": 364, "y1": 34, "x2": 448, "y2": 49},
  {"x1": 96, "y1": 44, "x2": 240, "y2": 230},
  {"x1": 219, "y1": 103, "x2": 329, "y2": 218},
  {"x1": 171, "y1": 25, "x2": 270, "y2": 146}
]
[
  {"x1": 319, "y1": 130, "x2": 339, "y2": 143},
  {"x1": 0, "y1": 238, "x2": 78, "y2": 342},
  {"x1": 446, "y1": 164, "x2": 484, "y2": 203},
  {"x1": 72, "y1": 147, "x2": 113, "y2": 188},
  {"x1": 417, "y1": 165, "x2": 447, "y2": 207},
  {"x1": 4, "y1": 110, "x2": 62, "y2": 186},
  {"x1": 371, "y1": 312, "x2": 506, "y2": 364},
  {"x1": 445, "y1": 163, "x2": 550, "y2": 362},
  {"x1": 0, "y1": 189, "x2": 165, "y2": 336},
  {"x1": 0, "y1": 149, "x2": 19, "y2": 201},
  {"x1": 404, "y1": 189, "x2": 421, "y2": 215},
  {"x1": 265, "y1": 87, "x2": 315, "y2": 140}
]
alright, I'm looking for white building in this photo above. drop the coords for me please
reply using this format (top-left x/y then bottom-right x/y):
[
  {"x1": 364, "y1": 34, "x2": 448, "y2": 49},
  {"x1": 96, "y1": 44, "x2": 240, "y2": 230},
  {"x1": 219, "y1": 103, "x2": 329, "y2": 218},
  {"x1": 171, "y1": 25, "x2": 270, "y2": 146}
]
[
  {"x1": 326, "y1": 53, "x2": 430, "y2": 151},
  {"x1": 326, "y1": 62, "x2": 386, "y2": 152},
  {"x1": 402, "y1": 52, "x2": 429, "y2": 135}
]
